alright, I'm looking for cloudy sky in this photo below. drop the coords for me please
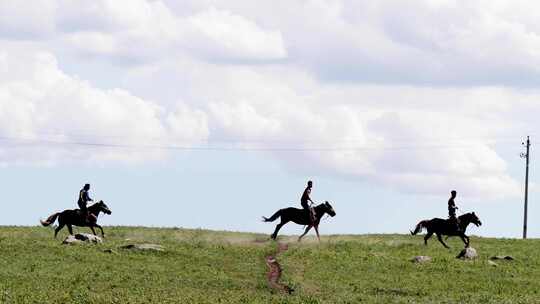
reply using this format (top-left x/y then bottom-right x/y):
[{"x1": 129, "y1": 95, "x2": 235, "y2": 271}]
[{"x1": 1, "y1": 0, "x2": 539, "y2": 238}]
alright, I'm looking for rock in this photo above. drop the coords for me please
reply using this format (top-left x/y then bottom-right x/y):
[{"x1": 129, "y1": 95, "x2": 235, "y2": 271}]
[
  {"x1": 490, "y1": 255, "x2": 514, "y2": 261},
  {"x1": 121, "y1": 244, "x2": 164, "y2": 252},
  {"x1": 411, "y1": 256, "x2": 432, "y2": 263},
  {"x1": 103, "y1": 249, "x2": 117, "y2": 254},
  {"x1": 488, "y1": 260, "x2": 498, "y2": 267},
  {"x1": 63, "y1": 235, "x2": 81, "y2": 245},
  {"x1": 63, "y1": 233, "x2": 102, "y2": 245},
  {"x1": 456, "y1": 247, "x2": 478, "y2": 259}
]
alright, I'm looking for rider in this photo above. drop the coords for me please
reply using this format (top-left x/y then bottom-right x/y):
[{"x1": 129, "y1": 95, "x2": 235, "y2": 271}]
[
  {"x1": 78, "y1": 183, "x2": 96, "y2": 223},
  {"x1": 301, "y1": 180, "x2": 316, "y2": 224},
  {"x1": 448, "y1": 190, "x2": 460, "y2": 231}
]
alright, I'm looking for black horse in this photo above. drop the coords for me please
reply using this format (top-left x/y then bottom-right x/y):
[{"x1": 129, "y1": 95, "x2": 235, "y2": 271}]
[
  {"x1": 263, "y1": 201, "x2": 336, "y2": 242},
  {"x1": 40, "y1": 200, "x2": 112, "y2": 238},
  {"x1": 410, "y1": 212, "x2": 482, "y2": 248}
]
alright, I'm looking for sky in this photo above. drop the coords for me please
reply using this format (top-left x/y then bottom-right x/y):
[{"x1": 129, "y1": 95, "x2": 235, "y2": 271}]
[{"x1": 0, "y1": 0, "x2": 539, "y2": 238}]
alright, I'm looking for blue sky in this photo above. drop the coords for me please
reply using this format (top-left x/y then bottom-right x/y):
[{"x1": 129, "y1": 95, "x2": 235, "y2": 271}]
[{"x1": 0, "y1": 0, "x2": 539, "y2": 238}]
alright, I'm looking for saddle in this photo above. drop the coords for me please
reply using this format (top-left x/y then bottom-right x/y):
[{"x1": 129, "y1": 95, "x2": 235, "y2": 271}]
[
  {"x1": 75, "y1": 209, "x2": 95, "y2": 223},
  {"x1": 446, "y1": 217, "x2": 461, "y2": 231}
]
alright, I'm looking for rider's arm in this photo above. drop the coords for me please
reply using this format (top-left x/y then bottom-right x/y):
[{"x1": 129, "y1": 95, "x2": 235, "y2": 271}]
[
  {"x1": 84, "y1": 191, "x2": 93, "y2": 202},
  {"x1": 305, "y1": 189, "x2": 313, "y2": 204}
]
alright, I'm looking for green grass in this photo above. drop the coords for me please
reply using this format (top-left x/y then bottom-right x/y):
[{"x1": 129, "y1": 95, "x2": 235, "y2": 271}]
[{"x1": 1, "y1": 226, "x2": 539, "y2": 303}]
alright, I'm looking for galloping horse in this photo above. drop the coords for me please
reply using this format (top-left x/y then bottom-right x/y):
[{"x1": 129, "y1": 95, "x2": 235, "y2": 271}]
[
  {"x1": 410, "y1": 212, "x2": 482, "y2": 248},
  {"x1": 263, "y1": 201, "x2": 336, "y2": 242},
  {"x1": 40, "y1": 200, "x2": 112, "y2": 238}
]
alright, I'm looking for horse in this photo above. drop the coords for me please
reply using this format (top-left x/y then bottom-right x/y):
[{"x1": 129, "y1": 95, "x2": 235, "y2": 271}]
[
  {"x1": 263, "y1": 201, "x2": 336, "y2": 242},
  {"x1": 410, "y1": 212, "x2": 482, "y2": 248},
  {"x1": 40, "y1": 200, "x2": 112, "y2": 238}
]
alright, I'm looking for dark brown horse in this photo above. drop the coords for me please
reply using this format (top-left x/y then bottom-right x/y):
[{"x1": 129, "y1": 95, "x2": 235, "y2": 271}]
[
  {"x1": 410, "y1": 212, "x2": 482, "y2": 248},
  {"x1": 263, "y1": 201, "x2": 336, "y2": 242},
  {"x1": 40, "y1": 200, "x2": 112, "y2": 238}
]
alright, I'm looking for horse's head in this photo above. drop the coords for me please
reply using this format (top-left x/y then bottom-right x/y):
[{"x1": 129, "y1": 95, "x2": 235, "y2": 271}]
[
  {"x1": 463, "y1": 212, "x2": 481, "y2": 227},
  {"x1": 324, "y1": 201, "x2": 336, "y2": 217},
  {"x1": 94, "y1": 200, "x2": 112, "y2": 215}
]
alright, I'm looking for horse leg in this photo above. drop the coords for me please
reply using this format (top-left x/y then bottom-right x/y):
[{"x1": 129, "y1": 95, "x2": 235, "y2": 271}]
[
  {"x1": 314, "y1": 225, "x2": 320, "y2": 242},
  {"x1": 67, "y1": 224, "x2": 74, "y2": 235},
  {"x1": 298, "y1": 225, "x2": 312, "y2": 242},
  {"x1": 424, "y1": 232, "x2": 433, "y2": 245},
  {"x1": 96, "y1": 224, "x2": 105, "y2": 238},
  {"x1": 460, "y1": 233, "x2": 470, "y2": 248},
  {"x1": 436, "y1": 233, "x2": 450, "y2": 249},
  {"x1": 54, "y1": 223, "x2": 65, "y2": 239},
  {"x1": 90, "y1": 226, "x2": 97, "y2": 236},
  {"x1": 271, "y1": 221, "x2": 286, "y2": 240},
  {"x1": 459, "y1": 235, "x2": 467, "y2": 247}
]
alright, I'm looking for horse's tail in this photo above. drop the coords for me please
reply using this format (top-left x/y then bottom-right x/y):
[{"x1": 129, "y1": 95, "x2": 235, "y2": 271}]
[
  {"x1": 40, "y1": 212, "x2": 60, "y2": 226},
  {"x1": 410, "y1": 220, "x2": 428, "y2": 235},
  {"x1": 262, "y1": 209, "x2": 282, "y2": 222}
]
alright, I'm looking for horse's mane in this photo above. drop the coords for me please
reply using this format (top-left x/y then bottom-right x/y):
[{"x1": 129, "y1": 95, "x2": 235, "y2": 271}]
[
  {"x1": 88, "y1": 200, "x2": 103, "y2": 208},
  {"x1": 458, "y1": 212, "x2": 475, "y2": 218}
]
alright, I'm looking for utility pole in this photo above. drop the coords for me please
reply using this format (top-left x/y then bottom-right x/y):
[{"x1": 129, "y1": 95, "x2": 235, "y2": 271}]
[{"x1": 521, "y1": 136, "x2": 531, "y2": 239}]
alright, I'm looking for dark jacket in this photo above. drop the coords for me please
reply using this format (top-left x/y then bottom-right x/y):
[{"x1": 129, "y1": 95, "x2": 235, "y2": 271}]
[
  {"x1": 301, "y1": 187, "x2": 312, "y2": 210},
  {"x1": 448, "y1": 198, "x2": 457, "y2": 219},
  {"x1": 78, "y1": 189, "x2": 92, "y2": 211}
]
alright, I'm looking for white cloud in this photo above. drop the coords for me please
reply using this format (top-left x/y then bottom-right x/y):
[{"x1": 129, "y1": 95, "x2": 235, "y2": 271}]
[
  {"x1": 184, "y1": 8, "x2": 287, "y2": 61},
  {"x1": 1, "y1": 0, "x2": 537, "y2": 199},
  {"x1": 56, "y1": 1, "x2": 286, "y2": 63},
  {"x1": 0, "y1": 0, "x2": 57, "y2": 39},
  {"x1": 177, "y1": 64, "x2": 524, "y2": 199},
  {"x1": 189, "y1": 0, "x2": 540, "y2": 85},
  {"x1": 0, "y1": 51, "x2": 208, "y2": 165}
]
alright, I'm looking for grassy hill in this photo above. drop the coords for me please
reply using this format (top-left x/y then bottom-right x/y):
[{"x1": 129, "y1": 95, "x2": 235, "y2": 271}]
[{"x1": 0, "y1": 226, "x2": 539, "y2": 303}]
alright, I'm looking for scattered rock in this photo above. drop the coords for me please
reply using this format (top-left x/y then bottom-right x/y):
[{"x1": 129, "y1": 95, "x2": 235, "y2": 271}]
[
  {"x1": 103, "y1": 249, "x2": 117, "y2": 254},
  {"x1": 63, "y1": 233, "x2": 102, "y2": 245},
  {"x1": 490, "y1": 255, "x2": 514, "y2": 261},
  {"x1": 411, "y1": 256, "x2": 432, "y2": 263},
  {"x1": 121, "y1": 244, "x2": 164, "y2": 252},
  {"x1": 456, "y1": 247, "x2": 478, "y2": 259},
  {"x1": 488, "y1": 260, "x2": 498, "y2": 267}
]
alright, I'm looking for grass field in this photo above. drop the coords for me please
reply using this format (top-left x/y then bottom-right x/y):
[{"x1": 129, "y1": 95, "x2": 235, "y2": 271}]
[{"x1": 1, "y1": 226, "x2": 539, "y2": 303}]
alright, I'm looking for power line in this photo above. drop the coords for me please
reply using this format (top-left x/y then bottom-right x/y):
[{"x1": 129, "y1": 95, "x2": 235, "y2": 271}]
[
  {"x1": 1, "y1": 130, "x2": 530, "y2": 145},
  {"x1": 0, "y1": 135, "x2": 521, "y2": 152}
]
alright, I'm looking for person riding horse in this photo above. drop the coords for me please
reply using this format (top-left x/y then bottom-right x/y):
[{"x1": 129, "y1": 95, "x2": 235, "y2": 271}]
[
  {"x1": 448, "y1": 190, "x2": 460, "y2": 231},
  {"x1": 262, "y1": 180, "x2": 336, "y2": 241},
  {"x1": 301, "y1": 180, "x2": 316, "y2": 225},
  {"x1": 78, "y1": 184, "x2": 96, "y2": 223}
]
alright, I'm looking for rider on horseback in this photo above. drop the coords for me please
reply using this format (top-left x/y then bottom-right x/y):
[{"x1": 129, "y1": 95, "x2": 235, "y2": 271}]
[
  {"x1": 301, "y1": 180, "x2": 316, "y2": 225},
  {"x1": 448, "y1": 190, "x2": 460, "y2": 231},
  {"x1": 78, "y1": 184, "x2": 96, "y2": 223}
]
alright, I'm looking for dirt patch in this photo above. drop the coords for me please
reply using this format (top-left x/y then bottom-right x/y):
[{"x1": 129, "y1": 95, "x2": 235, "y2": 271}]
[{"x1": 266, "y1": 242, "x2": 293, "y2": 294}]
